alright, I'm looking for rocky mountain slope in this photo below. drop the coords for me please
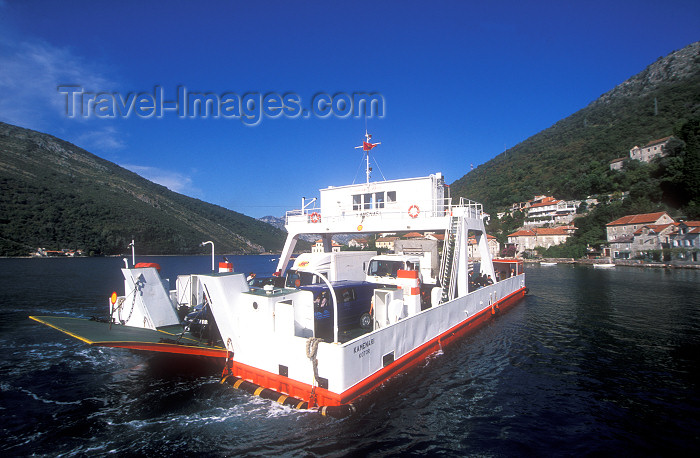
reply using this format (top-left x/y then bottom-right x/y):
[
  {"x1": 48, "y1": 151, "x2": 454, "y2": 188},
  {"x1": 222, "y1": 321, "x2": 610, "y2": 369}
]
[{"x1": 450, "y1": 41, "x2": 700, "y2": 210}]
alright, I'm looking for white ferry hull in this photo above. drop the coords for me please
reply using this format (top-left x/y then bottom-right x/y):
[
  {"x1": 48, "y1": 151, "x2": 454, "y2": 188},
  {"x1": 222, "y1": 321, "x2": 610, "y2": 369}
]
[
  {"x1": 221, "y1": 275, "x2": 526, "y2": 407},
  {"x1": 211, "y1": 171, "x2": 527, "y2": 408}
]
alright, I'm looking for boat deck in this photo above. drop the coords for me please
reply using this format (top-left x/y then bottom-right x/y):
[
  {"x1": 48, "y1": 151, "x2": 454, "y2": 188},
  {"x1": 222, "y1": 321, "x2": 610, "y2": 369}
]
[{"x1": 29, "y1": 316, "x2": 228, "y2": 358}]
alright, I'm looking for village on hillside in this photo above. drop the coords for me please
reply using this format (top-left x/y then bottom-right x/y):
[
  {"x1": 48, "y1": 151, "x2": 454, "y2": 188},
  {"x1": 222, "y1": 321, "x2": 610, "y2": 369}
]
[
  {"x1": 31, "y1": 248, "x2": 85, "y2": 257},
  {"x1": 499, "y1": 136, "x2": 699, "y2": 265},
  {"x1": 306, "y1": 135, "x2": 698, "y2": 267}
]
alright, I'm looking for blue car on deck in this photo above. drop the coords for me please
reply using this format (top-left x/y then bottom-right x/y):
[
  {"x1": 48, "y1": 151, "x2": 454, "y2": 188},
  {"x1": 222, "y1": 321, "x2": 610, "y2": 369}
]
[{"x1": 300, "y1": 281, "x2": 376, "y2": 341}]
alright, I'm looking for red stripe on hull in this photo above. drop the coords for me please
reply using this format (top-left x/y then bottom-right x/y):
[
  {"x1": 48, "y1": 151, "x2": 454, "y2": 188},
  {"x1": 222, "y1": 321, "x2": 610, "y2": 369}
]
[
  {"x1": 338, "y1": 287, "x2": 526, "y2": 405},
  {"x1": 229, "y1": 287, "x2": 526, "y2": 407},
  {"x1": 95, "y1": 342, "x2": 228, "y2": 358},
  {"x1": 229, "y1": 360, "x2": 342, "y2": 407}
]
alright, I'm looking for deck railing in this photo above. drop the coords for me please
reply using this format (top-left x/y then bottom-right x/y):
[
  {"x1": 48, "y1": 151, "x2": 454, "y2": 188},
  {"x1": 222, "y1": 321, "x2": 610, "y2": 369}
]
[{"x1": 285, "y1": 197, "x2": 487, "y2": 227}]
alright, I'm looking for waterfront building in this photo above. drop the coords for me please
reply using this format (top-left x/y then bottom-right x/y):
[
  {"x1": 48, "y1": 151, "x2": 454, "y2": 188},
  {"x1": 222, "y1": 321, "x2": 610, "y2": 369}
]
[
  {"x1": 375, "y1": 236, "x2": 399, "y2": 251},
  {"x1": 467, "y1": 234, "x2": 500, "y2": 260},
  {"x1": 670, "y1": 221, "x2": 700, "y2": 263},
  {"x1": 312, "y1": 239, "x2": 342, "y2": 253},
  {"x1": 507, "y1": 226, "x2": 576, "y2": 256},
  {"x1": 630, "y1": 223, "x2": 677, "y2": 258},
  {"x1": 609, "y1": 234, "x2": 634, "y2": 259},
  {"x1": 605, "y1": 211, "x2": 674, "y2": 241},
  {"x1": 347, "y1": 238, "x2": 369, "y2": 249}
]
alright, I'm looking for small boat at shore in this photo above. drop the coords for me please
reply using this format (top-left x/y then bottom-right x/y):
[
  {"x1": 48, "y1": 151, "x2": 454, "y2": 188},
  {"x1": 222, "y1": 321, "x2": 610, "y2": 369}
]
[
  {"x1": 31, "y1": 133, "x2": 527, "y2": 416},
  {"x1": 593, "y1": 263, "x2": 615, "y2": 268},
  {"x1": 540, "y1": 262, "x2": 557, "y2": 266}
]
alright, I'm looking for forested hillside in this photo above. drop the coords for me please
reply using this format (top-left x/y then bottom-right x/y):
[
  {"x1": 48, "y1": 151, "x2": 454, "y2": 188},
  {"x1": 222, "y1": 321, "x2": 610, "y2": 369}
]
[
  {"x1": 451, "y1": 41, "x2": 700, "y2": 214},
  {"x1": 0, "y1": 122, "x2": 289, "y2": 256}
]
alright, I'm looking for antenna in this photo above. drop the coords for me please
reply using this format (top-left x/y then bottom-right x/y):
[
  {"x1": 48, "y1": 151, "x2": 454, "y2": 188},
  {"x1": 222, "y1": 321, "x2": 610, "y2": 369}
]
[{"x1": 354, "y1": 130, "x2": 381, "y2": 184}]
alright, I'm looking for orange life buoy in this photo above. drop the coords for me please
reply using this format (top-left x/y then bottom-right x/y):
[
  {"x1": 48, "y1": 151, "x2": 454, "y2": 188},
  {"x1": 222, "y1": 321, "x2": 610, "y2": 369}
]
[
  {"x1": 408, "y1": 205, "x2": 420, "y2": 218},
  {"x1": 310, "y1": 212, "x2": 321, "y2": 223}
]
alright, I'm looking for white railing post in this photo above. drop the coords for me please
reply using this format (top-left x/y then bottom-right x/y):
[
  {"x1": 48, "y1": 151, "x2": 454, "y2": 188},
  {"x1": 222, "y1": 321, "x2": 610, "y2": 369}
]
[{"x1": 307, "y1": 269, "x2": 339, "y2": 343}]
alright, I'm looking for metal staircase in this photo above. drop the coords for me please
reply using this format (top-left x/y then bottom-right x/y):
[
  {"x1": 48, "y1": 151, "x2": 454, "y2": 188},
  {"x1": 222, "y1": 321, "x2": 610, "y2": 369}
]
[{"x1": 438, "y1": 215, "x2": 462, "y2": 303}]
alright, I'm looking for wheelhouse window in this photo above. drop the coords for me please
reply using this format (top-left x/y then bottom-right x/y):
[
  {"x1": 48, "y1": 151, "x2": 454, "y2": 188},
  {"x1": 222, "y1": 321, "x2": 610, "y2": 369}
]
[
  {"x1": 375, "y1": 192, "x2": 384, "y2": 209},
  {"x1": 352, "y1": 191, "x2": 396, "y2": 211},
  {"x1": 353, "y1": 194, "x2": 362, "y2": 211}
]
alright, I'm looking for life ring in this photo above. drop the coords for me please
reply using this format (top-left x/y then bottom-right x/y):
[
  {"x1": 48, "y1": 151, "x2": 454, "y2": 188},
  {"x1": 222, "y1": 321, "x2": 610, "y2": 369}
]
[
  {"x1": 310, "y1": 212, "x2": 321, "y2": 223},
  {"x1": 408, "y1": 205, "x2": 420, "y2": 218}
]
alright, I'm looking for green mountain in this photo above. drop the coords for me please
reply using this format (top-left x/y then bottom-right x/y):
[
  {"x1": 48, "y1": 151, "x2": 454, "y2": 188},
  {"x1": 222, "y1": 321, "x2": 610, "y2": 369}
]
[
  {"x1": 0, "y1": 122, "x2": 290, "y2": 256},
  {"x1": 450, "y1": 41, "x2": 700, "y2": 211}
]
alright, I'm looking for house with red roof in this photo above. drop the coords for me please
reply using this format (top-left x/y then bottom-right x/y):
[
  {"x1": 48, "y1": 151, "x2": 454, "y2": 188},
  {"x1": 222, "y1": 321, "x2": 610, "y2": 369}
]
[
  {"x1": 499, "y1": 194, "x2": 581, "y2": 224},
  {"x1": 425, "y1": 233, "x2": 445, "y2": 242},
  {"x1": 605, "y1": 212, "x2": 700, "y2": 261},
  {"x1": 605, "y1": 211, "x2": 674, "y2": 242},
  {"x1": 525, "y1": 196, "x2": 580, "y2": 226},
  {"x1": 467, "y1": 234, "x2": 500, "y2": 260},
  {"x1": 312, "y1": 239, "x2": 342, "y2": 253},
  {"x1": 630, "y1": 223, "x2": 678, "y2": 258},
  {"x1": 507, "y1": 226, "x2": 576, "y2": 255}
]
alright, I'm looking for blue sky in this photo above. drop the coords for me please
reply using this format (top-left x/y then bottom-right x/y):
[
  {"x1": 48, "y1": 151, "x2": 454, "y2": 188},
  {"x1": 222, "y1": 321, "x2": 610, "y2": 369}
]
[{"x1": 1, "y1": 1, "x2": 698, "y2": 218}]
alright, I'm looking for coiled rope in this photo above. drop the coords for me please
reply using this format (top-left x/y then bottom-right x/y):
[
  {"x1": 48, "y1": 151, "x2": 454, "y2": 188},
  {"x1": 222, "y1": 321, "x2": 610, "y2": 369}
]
[
  {"x1": 305, "y1": 337, "x2": 322, "y2": 383},
  {"x1": 305, "y1": 337, "x2": 323, "y2": 405}
]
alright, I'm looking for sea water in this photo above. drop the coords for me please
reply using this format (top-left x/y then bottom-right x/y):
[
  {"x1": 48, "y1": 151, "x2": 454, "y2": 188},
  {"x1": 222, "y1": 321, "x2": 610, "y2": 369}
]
[{"x1": 1, "y1": 257, "x2": 699, "y2": 455}]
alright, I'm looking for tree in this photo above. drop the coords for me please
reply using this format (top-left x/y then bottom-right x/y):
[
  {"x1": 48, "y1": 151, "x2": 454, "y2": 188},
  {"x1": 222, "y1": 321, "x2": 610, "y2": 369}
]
[{"x1": 678, "y1": 118, "x2": 700, "y2": 209}]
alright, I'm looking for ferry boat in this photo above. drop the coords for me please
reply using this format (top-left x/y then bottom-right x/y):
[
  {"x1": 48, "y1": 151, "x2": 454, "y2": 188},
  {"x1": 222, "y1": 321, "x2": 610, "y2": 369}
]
[{"x1": 30, "y1": 134, "x2": 526, "y2": 416}]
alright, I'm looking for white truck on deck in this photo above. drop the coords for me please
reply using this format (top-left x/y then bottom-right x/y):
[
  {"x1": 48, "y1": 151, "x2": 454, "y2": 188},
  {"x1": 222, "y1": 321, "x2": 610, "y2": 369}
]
[
  {"x1": 365, "y1": 239, "x2": 439, "y2": 287},
  {"x1": 285, "y1": 251, "x2": 377, "y2": 287}
]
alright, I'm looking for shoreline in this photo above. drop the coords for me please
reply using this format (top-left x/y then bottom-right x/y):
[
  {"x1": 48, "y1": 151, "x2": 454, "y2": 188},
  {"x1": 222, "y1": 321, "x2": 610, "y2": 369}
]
[
  {"x1": 5, "y1": 254, "x2": 699, "y2": 270},
  {"x1": 523, "y1": 258, "x2": 700, "y2": 270},
  {"x1": 0, "y1": 252, "x2": 284, "y2": 260}
]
